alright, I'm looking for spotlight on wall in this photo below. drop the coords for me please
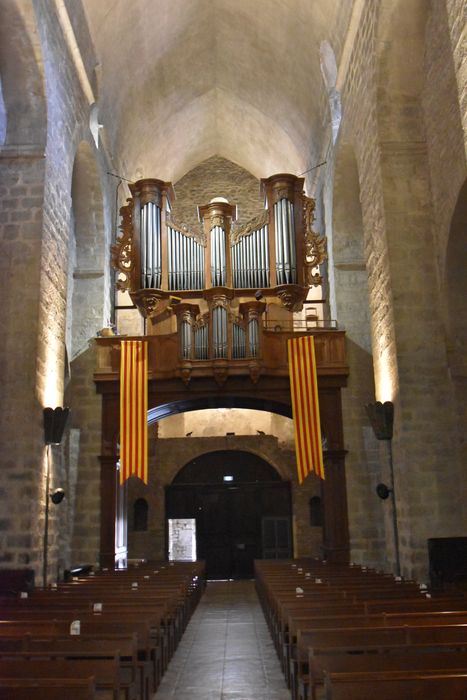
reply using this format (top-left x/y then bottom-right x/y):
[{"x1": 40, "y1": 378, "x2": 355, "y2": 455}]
[
  {"x1": 50, "y1": 488, "x2": 66, "y2": 505},
  {"x1": 43, "y1": 407, "x2": 70, "y2": 445}
]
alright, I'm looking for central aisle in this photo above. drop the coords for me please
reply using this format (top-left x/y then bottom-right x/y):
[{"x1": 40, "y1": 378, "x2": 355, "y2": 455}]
[{"x1": 154, "y1": 579, "x2": 291, "y2": 699}]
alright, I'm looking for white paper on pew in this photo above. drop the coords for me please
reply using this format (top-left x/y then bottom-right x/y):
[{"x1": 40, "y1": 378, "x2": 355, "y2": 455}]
[
  {"x1": 295, "y1": 587, "x2": 304, "y2": 594},
  {"x1": 144, "y1": 575, "x2": 150, "y2": 579},
  {"x1": 93, "y1": 603, "x2": 103, "y2": 612},
  {"x1": 315, "y1": 578, "x2": 323, "y2": 584},
  {"x1": 298, "y1": 568, "x2": 303, "y2": 573},
  {"x1": 20, "y1": 592, "x2": 28, "y2": 599},
  {"x1": 51, "y1": 583, "x2": 57, "y2": 589},
  {"x1": 70, "y1": 620, "x2": 81, "y2": 635},
  {"x1": 132, "y1": 582, "x2": 138, "y2": 589}
]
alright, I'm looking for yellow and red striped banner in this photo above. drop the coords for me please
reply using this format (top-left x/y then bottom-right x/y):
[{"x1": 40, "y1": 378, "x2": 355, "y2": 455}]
[
  {"x1": 120, "y1": 340, "x2": 148, "y2": 484},
  {"x1": 288, "y1": 335, "x2": 325, "y2": 483}
]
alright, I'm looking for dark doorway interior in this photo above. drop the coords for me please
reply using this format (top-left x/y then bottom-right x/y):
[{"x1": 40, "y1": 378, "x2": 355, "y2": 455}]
[{"x1": 166, "y1": 450, "x2": 292, "y2": 579}]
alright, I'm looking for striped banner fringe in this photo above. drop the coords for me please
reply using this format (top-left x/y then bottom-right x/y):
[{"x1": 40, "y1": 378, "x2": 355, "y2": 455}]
[
  {"x1": 120, "y1": 340, "x2": 148, "y2": 484},
  {"x1": 288, "y1": 335, "x2": 325, "y2": 482}
]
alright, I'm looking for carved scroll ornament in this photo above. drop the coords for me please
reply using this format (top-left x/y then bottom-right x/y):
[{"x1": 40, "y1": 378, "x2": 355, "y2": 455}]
[
  {"x1": 303, "y1": 196, "x2": 327, "y2": 287},
  {"x1": 230, "y1": 210, "x2": 269, "y2": 244},
  {"x1": 166, "y1": 214, "x2": 206, "y2": 246},
  {"x1": 111, "y1": 201, "x2": 134, "y2": 291}
]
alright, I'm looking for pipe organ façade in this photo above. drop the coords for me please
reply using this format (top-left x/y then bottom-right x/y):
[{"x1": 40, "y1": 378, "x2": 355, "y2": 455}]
[{"x1": 112, "y1": 173, "x2": 327, "y2": 381}]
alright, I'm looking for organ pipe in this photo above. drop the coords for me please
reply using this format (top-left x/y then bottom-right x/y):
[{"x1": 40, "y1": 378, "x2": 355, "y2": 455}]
[
  {"x1": 168, "y1": 226, "x2": 205, "y2": 291},
  {"x1": 181, "y1": 320, "x2": 192, "y2": 359},
  {"x1": 231, "y1": 225, "x2": 270, "y2": 289},
  {"x1": 233, "y1": 322, "x2": 246, "y2": 359},
  {"x1": 112, "y1": 174, "x2": 326, "y2": 332},
  {"x1": 248, "y1": 318, "x2": 259, "y2": 357}
]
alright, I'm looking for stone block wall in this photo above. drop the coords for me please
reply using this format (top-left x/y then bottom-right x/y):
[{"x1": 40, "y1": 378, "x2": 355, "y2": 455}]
[
  {"x1": 0, "y1": 1, "x2": 114, "y2": 582},
  {"x1": 319, "y1": 0, "x2": 467, "y2": 580}
]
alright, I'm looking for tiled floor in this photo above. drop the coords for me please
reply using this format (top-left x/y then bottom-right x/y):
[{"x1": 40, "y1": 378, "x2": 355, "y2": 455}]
[{"x1": 154, "y1": 579, "x2": 291, "y2": 699}]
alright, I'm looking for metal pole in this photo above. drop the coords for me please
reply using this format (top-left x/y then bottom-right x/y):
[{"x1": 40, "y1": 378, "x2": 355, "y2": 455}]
[
  {"x1": 388, "y1": 439, "x2": 401, "y2": 577},
  {"x1": 43, "y1": 445, "x2": 51, "y2": 588}
]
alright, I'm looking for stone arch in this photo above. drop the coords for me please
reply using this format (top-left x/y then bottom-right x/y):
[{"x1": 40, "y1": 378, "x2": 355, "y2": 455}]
[
  {"x1": 0, "y1": 0, "x2": 46, "y2": 148},
  {"x1": 319, "y1": 41, "x2": 341, "y2": 145},
  {"x1": 148, "y1": 396, "x2": 293, "y2": 424},
  {"x1": 445, "y1": 178, "x2": 467, "y2": 474},
  {"x1": 68, "y1": 141, "x2": 107, "y2": 359},
  {"x1": 172, "y1": 449, "x2": 283, "y2": 483}
]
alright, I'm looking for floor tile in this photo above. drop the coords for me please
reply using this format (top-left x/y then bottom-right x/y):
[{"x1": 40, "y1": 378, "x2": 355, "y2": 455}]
[{"x1": 153, "y1": 579, "x2": 290, "y2": 699}]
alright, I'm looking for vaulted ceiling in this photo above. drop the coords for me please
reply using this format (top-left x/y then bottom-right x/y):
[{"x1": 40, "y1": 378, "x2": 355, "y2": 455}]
[{"x1": 82, "y1": 0, "x2": 352, "y2": 183}]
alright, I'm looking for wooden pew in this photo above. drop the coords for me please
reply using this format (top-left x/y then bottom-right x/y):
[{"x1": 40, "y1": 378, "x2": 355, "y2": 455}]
[
  {"x1": 304, "y1": 649, "x2": 467, "y2": 700},
  {"x1": 323, "y1": 670, "x2": 467, "y2": 700},
  {"x1": 0, "y1": 561, "x2": 206, "y2": 698},
  {"x1": 0, "y1": 656, "x2": 131, "y2": 700},
  {"x1": 292, "y1": 624, "x2": 467, "y2": 700},
  {"x1": 0, "y1": 676, "x2": 96, "y2": 699}
]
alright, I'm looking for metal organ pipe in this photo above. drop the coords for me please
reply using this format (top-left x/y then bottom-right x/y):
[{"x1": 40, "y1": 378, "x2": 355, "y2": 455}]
[
  {"x1": 140, "y1": 202, "x2": 162, "y2": 288},
  {"x1": 212, "y1": 306, "x2": 227, "y2": 358},
  {"x1": 141, "y1": 205, "x2": 147, "y2": 288},
  {"x1": 233, "y1": 323, "x2": 246, "y2": 359},
  {"x1": 167, "y1": 227, "x2": 205, "y2": 291},
  {"x1": 274, "y1": 198, "x2": 296, "y2": 285},
  {"x1": 211, "y1": 226, "x2": 226, "y2": 287},
  {"x1": 231, "y1": 225, "x2": 270, "y2": 289},
  {"x1": 248, "y1": 318, "x2": 259, "y2": 358},
  {"x1": 181, "y1": 320, "x2": 192, "y2": 359}
]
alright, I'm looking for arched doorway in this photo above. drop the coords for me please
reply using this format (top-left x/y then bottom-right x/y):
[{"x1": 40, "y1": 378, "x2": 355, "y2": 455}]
[{"x1": 166, "y1": 451, "x2": 292, "y2": 579}]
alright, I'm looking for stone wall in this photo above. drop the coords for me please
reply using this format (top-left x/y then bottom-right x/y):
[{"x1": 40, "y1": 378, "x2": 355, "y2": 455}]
[
  {"x1": 0, "y1": 1, "x2": 114, "y2": 581},
  {"x1": 171, "y1": 155, "x2": 264, "y2": 230},
  {"x1": 318, "y1": 0, "x2": 467, "y2": 581}
]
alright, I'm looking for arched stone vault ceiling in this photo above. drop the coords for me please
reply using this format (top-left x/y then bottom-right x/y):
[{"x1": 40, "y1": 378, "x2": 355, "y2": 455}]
[{"x1": 81, "y1": 0, "x2": 353, "y2": 181}]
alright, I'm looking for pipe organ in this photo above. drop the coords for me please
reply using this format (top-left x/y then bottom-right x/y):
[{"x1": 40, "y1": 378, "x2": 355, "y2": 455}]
[{"x1": 112, "y1": 173, "x2": 326, "y2": 382}]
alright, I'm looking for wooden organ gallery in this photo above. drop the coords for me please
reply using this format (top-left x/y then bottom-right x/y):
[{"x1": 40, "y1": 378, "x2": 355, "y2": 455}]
[{"x1": 95, "y1": 172, "x2": 350, "y2": 569}]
